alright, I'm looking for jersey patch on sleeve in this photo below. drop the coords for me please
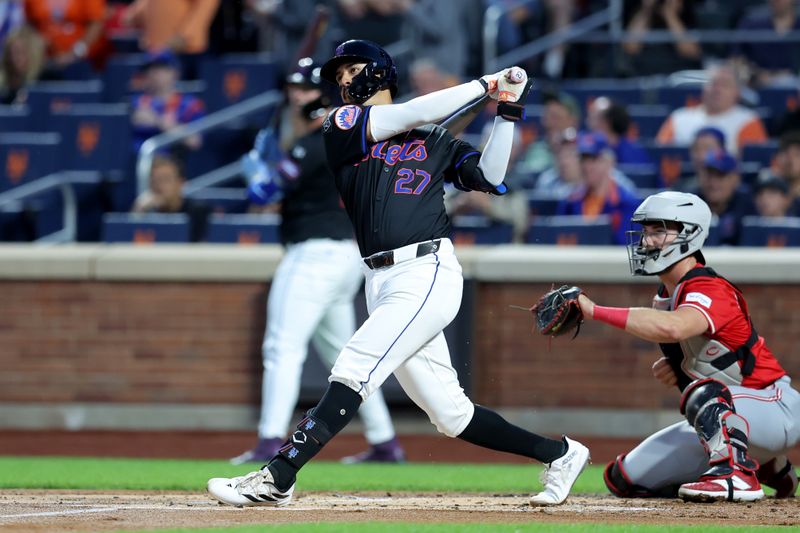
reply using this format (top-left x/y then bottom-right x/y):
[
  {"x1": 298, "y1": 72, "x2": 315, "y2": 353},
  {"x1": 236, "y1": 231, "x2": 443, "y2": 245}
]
[
  {"x1": 684, "y1": 292, "x2": 712, "y2": 308},
  {"x1": 277, "y1": 159, "x2": 301, "y2": 181},
  {"x1": 334, "y1": 105, "x2": 361, "y2": 130}
]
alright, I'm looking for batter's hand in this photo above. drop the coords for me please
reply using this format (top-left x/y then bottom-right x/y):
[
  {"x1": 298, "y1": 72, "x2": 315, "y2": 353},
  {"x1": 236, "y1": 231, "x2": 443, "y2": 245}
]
[
  {"x1": 652, "y1": 357, "x2": 678, "y2": 387},
  {"x1": 479, "y1": 69, "x2": 504, "y2": 98},
  {"x1": 497, "y1": 67, "x2": 528, "y2": 102}
]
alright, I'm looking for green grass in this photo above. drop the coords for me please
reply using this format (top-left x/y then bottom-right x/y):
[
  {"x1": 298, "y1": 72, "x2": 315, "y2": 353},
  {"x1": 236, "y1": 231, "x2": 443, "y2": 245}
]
[{"x1": 0, "y1": 457, "x2": 603, "y2": 493}]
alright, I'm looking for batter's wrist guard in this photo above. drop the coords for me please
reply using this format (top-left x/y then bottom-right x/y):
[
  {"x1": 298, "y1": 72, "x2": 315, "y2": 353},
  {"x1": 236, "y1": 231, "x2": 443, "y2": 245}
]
[
  {"x1": 496, "y1": 101, "x2": 525, "y2": 122},
  {"x1": 278, "y1": 414, "x2": 333, "y2": 469},
  {"x1": 477, "y1": 78, "x2": 490, "y2": 93}
]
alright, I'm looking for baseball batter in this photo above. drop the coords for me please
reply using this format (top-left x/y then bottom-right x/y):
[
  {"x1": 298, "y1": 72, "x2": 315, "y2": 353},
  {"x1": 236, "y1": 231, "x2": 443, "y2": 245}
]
[
  {"x1": 231, "y1": 59, "x2": 404, "y2": 465},
  {"x1": 208, "y1": 39, "x2": 589, "y2": 508},
  {"x1": 575, "y1": 191, "x2": 800, "y2": 502}
]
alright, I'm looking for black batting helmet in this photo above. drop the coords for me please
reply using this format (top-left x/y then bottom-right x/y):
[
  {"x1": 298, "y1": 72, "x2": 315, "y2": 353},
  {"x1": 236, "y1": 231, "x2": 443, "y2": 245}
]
[
  {"x1": 320, "y1": 39, "x2": 398, "y2": 103},
  {"x1": 286, "y1": 57, "x2": 322, "y2": 88}
]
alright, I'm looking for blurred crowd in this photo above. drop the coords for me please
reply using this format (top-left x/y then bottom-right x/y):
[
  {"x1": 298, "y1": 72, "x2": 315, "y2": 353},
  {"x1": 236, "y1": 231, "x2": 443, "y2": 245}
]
[{"x1": 2, "y1": 0, "x2": 800, "y2": 245}]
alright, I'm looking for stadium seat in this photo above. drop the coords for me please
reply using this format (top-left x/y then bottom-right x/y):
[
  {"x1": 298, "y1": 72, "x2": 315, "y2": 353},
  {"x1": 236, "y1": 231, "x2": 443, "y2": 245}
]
[
  {"x1": 643, "y1": 144, "x2": 692, "y2": 188},
  {"x1": 618, "y1": 164, "x2": 662, "y2": 189},
  {"x1": 205, "y1": 213, "x2": 281, "y2": 244},
  {"x1": 740, "y1": 216, "x2": 800, "y2": 247},
  {"x1": 186, "y1": 187, "x2": 249, "y2": 214},
  {"x1": 527, "y1": 190, "x2": 564, "y2": 217},
  {"x1": 101, "y1": 212, "x2": 191, "y2": 243},
  {"x1": 627, "y1": 105, "x2": 670, "y2": 140},
  {"x1": 51, "y1": 104, "x2": 132, "y2": 173},
  {"x1": 27, "y1": 80, "x2": 104, "y2": 130},
  {"x1": 741, "y1": 142, "x2": 779, "y2": 167},
  {"x1": 758, "y1": 87, "x2": 798, "y2": 132},
  {"x1": 0, "y1": 105, "x2": 32, "y2": 132},
  {"x1": 450, "y1": 215, "x2": 514, "y2": 245},
  {"x1": 0, "y1": 133, "x2": 61, "y2": 192},
  {"x1": 199, "y1": 54, "x2": 281, "y2": 113},
  {"x1": 655, "y1": 86, "x2": 702, "y2": 109},
  {"x1": 526, "y1": 215, "x2": 614, "y2": 245},
  {"x1": 558, "y1": 79, "x2": 647, "y2": 108}
]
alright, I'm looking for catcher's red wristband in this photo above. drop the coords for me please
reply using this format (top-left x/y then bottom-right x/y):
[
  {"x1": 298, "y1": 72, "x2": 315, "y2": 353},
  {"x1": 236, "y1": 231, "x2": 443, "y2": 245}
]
[{"x1": 594, "y1": 306, "x2": 629, "y2": 330}]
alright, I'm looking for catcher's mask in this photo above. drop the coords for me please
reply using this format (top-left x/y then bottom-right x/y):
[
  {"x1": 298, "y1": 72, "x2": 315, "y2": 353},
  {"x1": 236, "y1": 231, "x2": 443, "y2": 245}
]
[
  {"x1": 320, "y1": 39, "x2": 398, "y2": 104},
  {"x1": 627, "y1": 191, "x2": 712, "y2": 276}
]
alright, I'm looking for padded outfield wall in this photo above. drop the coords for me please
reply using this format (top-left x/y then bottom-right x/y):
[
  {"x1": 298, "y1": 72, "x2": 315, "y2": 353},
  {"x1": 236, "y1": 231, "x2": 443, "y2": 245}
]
[{"x1": 0, "y1": 244, "x2": 798, "y2": 438}]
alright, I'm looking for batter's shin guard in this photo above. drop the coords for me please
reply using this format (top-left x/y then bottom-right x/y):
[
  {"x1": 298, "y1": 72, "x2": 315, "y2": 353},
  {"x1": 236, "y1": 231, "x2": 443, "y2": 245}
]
[
  {"x1": 680, "y1": 378, "x2": 758, "y2": 474},
  {"x1": 277, "y1": 414, "x2": 334, "y2": 470},
  {"x1": 604, "y1": 454, "x2": 678, "y2": 498}
]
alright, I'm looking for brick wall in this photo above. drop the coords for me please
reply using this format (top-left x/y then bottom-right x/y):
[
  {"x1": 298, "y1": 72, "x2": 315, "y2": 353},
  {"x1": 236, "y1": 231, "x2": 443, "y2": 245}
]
[{"x1": 1, "y1": 280, "x2": 798, "y2": 409}]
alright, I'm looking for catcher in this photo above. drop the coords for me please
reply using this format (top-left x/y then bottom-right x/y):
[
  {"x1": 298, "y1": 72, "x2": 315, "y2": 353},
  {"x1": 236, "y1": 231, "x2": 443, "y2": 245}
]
[{"x1": 532, "y1": 191, "x2": 800, "y2": 502}]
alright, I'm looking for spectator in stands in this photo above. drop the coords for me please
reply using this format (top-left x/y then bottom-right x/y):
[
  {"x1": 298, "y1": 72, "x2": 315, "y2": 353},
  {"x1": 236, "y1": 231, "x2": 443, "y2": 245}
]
[
  {"x1": 131, "y1": 154, "x2": 210, "y2": 242},
  {"x1": 732, "y1": 0, "x2": 800, "y2": 88},
  {"x1": 0, "y1": 25, "x2": 44, "y2": 105},
  {"x1": 130, "y1": 50, "x2": 205, "y2": 156},
  {"x1": 556, "y1": 131, "x2": 642, "y2": 245},
  {"x1": 24, "y1": 0, "x2": 109, "y2": 77},
  {"x1": 620, "y1": 0, "x2": 702, "y2": 77},
  {"x1": 123, "y1": 0, "x2": 220, "y2": 78},
  {"x1": 534, "y1": 127, "x2": 582, "y2": 196},
  {"x1": 520, "y1": 89, "x2": 580, "y2": 174},
  {"x1": 692, "y1": 148, "x2": 756, "y2": 246},
  {"x1": 404, "y1": 57, "x2": 459, "y2": 102},
  {"x1": 680, "y1": 126, "x2": 727, "y2": 191},
  {"x1": 0, "y1": 1, "x2": 25, "y2": 53},
  {"x1": 587, "y1": 96, "x2": 653, "y2": 166},
  {"x1": 774, "y1": 132, "x2": 800, "y2": 200},
  {"x1": 754, "y1": 171, "x2": 797, "y2": 218},
  {"x1": 776, "y1": 83, "x2": 800, "y2": 136},
  {"x1": 656, "y1": 65, "x2": 769, "y2": 156}
]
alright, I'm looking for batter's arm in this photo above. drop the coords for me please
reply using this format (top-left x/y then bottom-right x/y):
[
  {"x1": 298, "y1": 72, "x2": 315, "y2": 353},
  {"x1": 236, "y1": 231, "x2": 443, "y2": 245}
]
[{"x1": 577, "y1": 294, "x2": 709, "y2": 343}]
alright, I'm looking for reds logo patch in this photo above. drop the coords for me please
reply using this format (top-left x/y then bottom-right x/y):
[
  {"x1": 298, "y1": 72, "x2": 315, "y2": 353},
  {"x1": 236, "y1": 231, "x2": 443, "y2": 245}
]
[
  {"x1": 685, "y1": 292, "x2": 712, "y2": 308},
  {"x1": 335, "y1": 105, "x2": 361, "y2": 130}
]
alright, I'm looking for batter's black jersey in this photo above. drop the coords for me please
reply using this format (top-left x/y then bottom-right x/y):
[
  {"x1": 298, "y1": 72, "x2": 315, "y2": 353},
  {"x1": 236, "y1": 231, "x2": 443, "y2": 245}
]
[
  {"x1": 277, "y1": 127, "x2": 353, "y2": 245},
  {"x1": 322, "y1": 104, "x2": 481, "y2": 257}
]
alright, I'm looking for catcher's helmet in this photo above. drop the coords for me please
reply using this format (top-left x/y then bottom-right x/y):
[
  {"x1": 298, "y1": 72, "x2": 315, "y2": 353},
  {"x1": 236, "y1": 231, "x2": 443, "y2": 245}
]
[
  {"x1": 286, "y1": 57, "x2": 322, "y2": 88},
  {"x1": 627, "y1": 191, "x2": 712, "y2": 276},
  {"x1": 320, "y1": 39, "x2": 398, "y2": 103}
]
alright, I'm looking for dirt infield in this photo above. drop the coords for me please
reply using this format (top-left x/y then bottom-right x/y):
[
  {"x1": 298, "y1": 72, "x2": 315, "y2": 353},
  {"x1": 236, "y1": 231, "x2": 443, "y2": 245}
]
[{"x1": 0, "y1": 490, "x2": 798, "y2": 532}]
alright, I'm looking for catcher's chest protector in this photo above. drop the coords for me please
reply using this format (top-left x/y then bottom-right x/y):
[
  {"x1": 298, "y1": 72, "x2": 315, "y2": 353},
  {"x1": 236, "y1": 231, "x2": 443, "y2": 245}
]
[{"x1": 659, "y1": 267, "x2": 758, "y2": 390}]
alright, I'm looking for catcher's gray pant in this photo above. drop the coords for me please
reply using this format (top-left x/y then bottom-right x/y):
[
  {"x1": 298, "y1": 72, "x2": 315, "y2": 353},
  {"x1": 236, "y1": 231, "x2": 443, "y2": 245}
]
[
  {"x1": 621, "y1": 376, "x2": 800, "y2": 490},
  {"x1": 330, "y1": 238, "x2": 475, "y2": 438},
  {"x1": 259, "y1": 238, "x2": 397, "y2": 445}
]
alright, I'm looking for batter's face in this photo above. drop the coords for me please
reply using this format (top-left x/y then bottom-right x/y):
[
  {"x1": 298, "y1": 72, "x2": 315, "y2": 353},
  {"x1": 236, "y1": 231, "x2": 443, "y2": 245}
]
[{"x1": 335, "y1": 62, "x2": 367, "y2": 104}]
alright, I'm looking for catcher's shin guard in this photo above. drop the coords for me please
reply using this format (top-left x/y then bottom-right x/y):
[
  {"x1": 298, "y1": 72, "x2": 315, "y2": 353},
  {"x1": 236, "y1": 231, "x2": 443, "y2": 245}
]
[
  {"x1": 604, "y1": 454, "x2": 678, "y2": 498},
  {"x1": 277, "y1": 414, "x2": 334, "y2": 470},
  {"x1": 680, "y1": 378, "x2": 758, "y2": 473}
]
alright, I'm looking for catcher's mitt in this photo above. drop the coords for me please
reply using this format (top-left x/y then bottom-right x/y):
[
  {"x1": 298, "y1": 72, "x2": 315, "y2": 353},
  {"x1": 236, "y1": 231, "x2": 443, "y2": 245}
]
[{"x1": 531, "y1": 285, "x2": 584, "y2": 338}]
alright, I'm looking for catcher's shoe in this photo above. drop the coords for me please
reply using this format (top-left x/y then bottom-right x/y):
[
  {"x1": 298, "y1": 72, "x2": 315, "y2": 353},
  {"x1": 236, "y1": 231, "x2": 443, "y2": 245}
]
[
  {"x1": 207, "y1": 467, "x2": 294, "y2": 507},
  {"x1": 678, "y1": 466, "x2": 764, "y2": 503},
  {"x1": 229, "y1": 437, "x2": 283, "y2": 465},
  {"x1": 530, "y1": 436, "x2": 590, "y2": 506},
  {"x1": 757, "y1": 457, "x2": 798, "y2": 499},
  {"x1": 341, "y1": 436, "x2": 406, "y2": 464}
]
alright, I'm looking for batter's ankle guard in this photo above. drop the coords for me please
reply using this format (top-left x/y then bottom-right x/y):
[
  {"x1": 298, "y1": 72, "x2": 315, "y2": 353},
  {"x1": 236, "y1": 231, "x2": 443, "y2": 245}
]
[{"x1": 278, "y1": 414, "x2": 333, "y2": 470}]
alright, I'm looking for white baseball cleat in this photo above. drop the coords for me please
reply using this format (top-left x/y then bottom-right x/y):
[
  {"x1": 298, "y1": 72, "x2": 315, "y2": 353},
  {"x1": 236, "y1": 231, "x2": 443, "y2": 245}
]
[
  {"x1": 207, "y1": 468, "x2": 294, "y2": 507},
  {"x1": 530, "y1": 436, "x2": 590, "y2": 506},
  {"x1": 678, "y1": 467, "x2": 764, "y2": 503}
]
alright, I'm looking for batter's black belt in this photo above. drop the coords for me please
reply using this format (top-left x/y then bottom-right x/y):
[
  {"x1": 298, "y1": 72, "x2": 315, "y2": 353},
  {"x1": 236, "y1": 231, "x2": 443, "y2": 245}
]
[{"x1": 363, "y1": 239, "x2": 442, "y2": 270}]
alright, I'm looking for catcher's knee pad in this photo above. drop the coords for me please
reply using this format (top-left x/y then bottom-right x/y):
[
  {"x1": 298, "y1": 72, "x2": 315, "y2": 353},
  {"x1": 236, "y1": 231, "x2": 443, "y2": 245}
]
[
  {"x1": 604, "y1": 454, "x2": 673, "y2": 498},
  {"x1": 679, "y1": 378, "x2": 734, "y2": 426},
  {"x1": 278, "y1": 414, "x2": 333, "y2": 470}
]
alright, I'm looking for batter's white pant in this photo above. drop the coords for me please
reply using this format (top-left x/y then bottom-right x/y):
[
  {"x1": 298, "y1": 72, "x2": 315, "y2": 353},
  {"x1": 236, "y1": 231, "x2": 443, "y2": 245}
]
[
  {"x1": 622, "y1": 376, "x2": 800, "y2": 490},
  {"x1": 330, "y1": 238, "x2": 475, "y2": 437},
  {"x1": 258, "y1": 238, "x2": 396, "y2": 445}
]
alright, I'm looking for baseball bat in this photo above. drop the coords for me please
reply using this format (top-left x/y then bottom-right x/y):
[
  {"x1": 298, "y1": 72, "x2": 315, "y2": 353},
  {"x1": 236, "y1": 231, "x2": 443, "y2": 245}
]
[
  {"x1": 292, "y1": 4, "x2": 331, "y2": 64},
  {"x1": 441, "y1": 78, "x2": 535, "y2": 136}
]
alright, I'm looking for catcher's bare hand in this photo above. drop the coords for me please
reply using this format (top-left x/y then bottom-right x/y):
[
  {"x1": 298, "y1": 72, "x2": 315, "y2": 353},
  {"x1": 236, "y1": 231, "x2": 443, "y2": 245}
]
[
  {"x1": 652, "y1": 357, "x2": 678, "y2": 387},
  {"x1": 531, "y1": 285, "x2": 585, "y2": 338}
]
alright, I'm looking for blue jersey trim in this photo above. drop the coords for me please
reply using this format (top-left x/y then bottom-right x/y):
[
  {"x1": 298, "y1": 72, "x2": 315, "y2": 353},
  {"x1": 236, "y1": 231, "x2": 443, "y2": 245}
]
[
  {"x1": 455, "y1": 151, "x2": 480, "y2": 169},
  {"x1": 358, "y1": 255, "x2": 440, "y2": 394},
  {"x1": 361, "y1": 106, "x2": 372, "y2": 155}
]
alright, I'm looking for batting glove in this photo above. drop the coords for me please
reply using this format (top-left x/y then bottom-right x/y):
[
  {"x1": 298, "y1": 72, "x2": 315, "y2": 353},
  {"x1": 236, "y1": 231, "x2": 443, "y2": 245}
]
[{"x1": 497, "y1": 67, "x2": 527, "y2": 103}]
